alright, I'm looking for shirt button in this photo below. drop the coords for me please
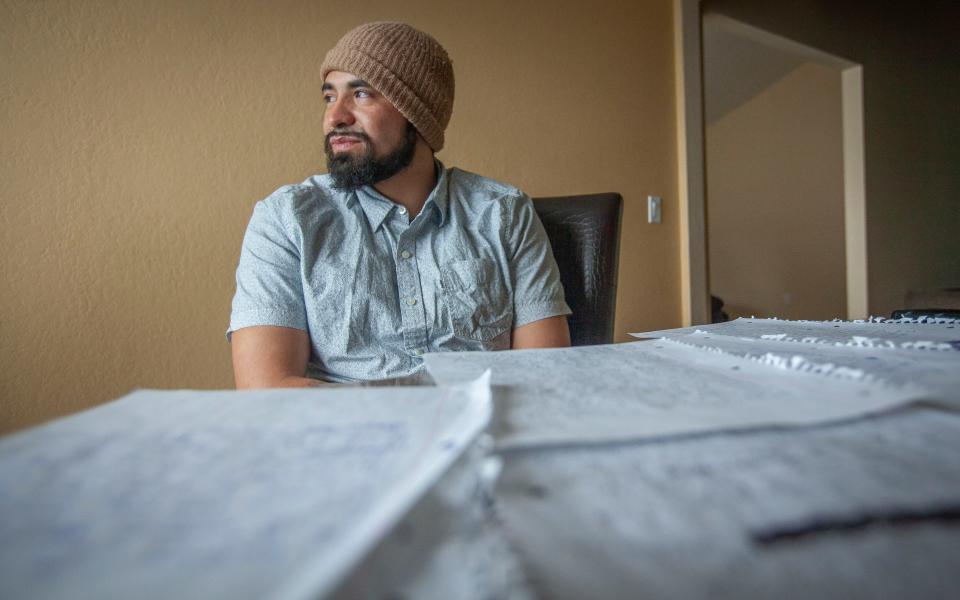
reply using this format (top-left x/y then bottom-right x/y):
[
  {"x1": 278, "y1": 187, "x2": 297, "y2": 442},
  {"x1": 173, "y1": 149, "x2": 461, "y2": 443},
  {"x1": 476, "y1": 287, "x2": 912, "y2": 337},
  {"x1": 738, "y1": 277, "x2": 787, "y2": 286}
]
[
  {"x1": 407, "y1": 298, "x2": 418, "y2": 306},
  {"x1": 400, "y1": 250, "x2": 412, "y2": 259},
  {"x1": 397, "y1": 206, "x2": 407, "y2": 215}
]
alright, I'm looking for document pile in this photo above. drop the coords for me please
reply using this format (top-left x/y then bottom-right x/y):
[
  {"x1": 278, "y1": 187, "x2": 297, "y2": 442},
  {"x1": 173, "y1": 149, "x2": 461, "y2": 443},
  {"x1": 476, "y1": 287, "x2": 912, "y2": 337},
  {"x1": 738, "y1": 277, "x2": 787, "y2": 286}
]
[
  {"x1": 2, "y1": 317, "x2": 958, "y2": 599},
  {"x1": 0, "y1": 374, "x2": 530, "y2": 600}
]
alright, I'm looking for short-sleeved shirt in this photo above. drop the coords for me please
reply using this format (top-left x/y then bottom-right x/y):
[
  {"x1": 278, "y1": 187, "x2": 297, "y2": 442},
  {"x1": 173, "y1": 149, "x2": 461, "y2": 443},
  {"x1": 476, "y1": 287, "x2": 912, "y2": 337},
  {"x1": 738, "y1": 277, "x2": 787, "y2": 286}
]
[{"x1": 229, "y1": 163, "x2": 571, "y2": 383}]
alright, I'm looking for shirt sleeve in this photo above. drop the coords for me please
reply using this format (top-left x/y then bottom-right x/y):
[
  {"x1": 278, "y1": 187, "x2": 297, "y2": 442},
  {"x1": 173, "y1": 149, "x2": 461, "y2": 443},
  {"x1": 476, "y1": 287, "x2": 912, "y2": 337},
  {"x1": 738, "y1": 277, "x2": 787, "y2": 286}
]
[
  {"x1": 505, "y1": 193, "x2": 573, "y2": 327},
  {"x1": 227, "y1": 194, "x2": 308, "y2": 340}
]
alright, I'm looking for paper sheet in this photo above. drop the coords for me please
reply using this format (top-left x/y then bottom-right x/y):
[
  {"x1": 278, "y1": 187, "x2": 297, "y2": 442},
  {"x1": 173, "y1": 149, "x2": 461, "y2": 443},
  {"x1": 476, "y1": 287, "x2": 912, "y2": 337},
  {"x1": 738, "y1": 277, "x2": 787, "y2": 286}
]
[
  {"x1": 496, "y1": 409, "x2": 960, "y2": 599},
  {"x1": 423, "y1": 341, "x2": 926, "y2": 450},
  {"x1": 0, "y1": 375, "x2": 491, "y2": 600},
  {"x1": 660, "y1": 330, "x2": 960, "y2": 406},
  {"x1": 332, "y1": 439, "x2": 534, "y2": 600},
  {"x1": 632, "y1": 317, "x2": 960, "y2": 350}
]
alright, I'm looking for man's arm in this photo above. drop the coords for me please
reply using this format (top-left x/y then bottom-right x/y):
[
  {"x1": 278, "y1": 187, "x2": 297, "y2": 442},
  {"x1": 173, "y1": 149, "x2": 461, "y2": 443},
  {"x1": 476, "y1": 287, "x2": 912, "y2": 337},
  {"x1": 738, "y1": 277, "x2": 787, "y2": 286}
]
[
  {"x1": 503, "y1": 192, "x2": 573, "y2": 349},
  {"x1": 512, "y1": 315, "x2": 571, "y2": 349},
  {"x1": 232, "y1": 326, "x2": 328, "y2": 389}
]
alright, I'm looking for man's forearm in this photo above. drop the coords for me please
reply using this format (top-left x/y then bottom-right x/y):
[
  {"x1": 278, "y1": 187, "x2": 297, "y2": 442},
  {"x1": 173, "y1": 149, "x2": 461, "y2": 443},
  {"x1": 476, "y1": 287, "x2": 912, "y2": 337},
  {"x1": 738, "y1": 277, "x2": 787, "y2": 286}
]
[
  {"x1": 249, "y1": 375, "x2": 334, "y2": 389},
  {"x1": 231, "y1": 326, "x2": 321, "y2": 390}
]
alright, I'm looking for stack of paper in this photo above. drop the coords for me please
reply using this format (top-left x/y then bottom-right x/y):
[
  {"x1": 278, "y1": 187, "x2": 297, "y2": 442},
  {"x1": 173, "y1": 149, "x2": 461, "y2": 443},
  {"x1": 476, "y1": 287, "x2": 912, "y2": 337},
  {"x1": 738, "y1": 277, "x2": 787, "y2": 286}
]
[
  {"x1": 0, "y1": 376, "x2": 498, "y2": 600},
  {"x1": 5, "y1": 318, "x2": 958, "y2": 599},
  {"x1": 423, "y1": 319, "x2": 960, "y2": 597}
]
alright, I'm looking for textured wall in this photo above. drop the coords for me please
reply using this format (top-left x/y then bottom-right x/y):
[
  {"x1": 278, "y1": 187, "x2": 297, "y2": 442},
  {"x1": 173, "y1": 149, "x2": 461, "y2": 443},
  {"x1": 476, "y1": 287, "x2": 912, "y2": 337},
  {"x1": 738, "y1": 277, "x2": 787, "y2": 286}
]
[
  {"x1": 702, "y1": 0, "x2": 960, "y2": 318},
  {"x1": 0, "y1": 0, "x2": 679, "y2": 433}
]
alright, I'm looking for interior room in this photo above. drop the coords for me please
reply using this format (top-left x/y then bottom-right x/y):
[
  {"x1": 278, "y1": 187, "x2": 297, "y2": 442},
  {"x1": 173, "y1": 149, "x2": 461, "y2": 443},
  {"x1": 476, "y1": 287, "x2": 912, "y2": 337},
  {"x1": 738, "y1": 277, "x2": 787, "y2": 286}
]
[
  {"x1": 3, "y1": 0, "x2": 956, "y2": 432},
  {"x1": 2, "y1": 1, "x2": 958, "y2": 597}
]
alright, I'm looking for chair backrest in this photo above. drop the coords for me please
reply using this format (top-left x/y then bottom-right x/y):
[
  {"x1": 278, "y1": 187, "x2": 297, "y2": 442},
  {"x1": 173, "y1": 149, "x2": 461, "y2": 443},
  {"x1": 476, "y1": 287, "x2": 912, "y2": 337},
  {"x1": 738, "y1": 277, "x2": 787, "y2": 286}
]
[{"x1": 532, "y1": 193, "x2": 623, "y2": 346}]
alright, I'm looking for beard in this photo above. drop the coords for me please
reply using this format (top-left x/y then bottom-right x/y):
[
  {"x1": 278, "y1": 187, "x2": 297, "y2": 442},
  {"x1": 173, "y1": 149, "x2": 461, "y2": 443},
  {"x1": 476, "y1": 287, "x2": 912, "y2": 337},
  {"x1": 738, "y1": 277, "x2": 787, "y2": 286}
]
[{"x1": 325, "y1": 121, "x2": 418, "y2": 192}]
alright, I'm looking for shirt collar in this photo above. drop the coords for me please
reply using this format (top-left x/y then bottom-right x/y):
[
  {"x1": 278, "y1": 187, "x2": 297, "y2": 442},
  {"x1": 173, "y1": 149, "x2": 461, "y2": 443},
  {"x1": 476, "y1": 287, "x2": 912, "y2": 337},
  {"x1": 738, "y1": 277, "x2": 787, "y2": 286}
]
[
  {"x1": 352, "y1": 161, "x2": 450, "y2": 231},
  {"x1": 353, "y1": 186, "x2": 394, "y2": 232}
]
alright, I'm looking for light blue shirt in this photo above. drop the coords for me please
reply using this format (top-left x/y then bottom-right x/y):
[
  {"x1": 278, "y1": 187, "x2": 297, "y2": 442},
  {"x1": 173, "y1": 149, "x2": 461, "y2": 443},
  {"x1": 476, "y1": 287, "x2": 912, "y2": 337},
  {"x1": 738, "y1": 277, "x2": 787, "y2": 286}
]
[{"x1": 229, "y1": 164, "x2": 571, "y2": 383}]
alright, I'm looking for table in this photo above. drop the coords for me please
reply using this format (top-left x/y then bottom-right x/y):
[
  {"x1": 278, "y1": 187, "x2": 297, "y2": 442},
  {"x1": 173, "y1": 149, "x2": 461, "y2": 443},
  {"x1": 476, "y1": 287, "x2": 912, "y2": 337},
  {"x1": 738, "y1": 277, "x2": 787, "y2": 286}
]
[{"x1": 2, "y1": 318, "x2": 959, "y2": 599}]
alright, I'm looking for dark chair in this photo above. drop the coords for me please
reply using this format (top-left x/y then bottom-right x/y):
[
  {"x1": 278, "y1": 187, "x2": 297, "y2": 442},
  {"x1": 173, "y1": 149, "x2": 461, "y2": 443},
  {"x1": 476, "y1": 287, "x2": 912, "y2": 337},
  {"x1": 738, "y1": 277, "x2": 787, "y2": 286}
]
[{"x1": 532, "y1": 193, "x2": 623, "y2": 346}]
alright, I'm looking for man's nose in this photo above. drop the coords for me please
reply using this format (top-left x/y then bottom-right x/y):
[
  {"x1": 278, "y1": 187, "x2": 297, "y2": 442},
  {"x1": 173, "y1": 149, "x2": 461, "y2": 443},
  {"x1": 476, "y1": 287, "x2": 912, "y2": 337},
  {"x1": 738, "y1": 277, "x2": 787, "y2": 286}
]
[{"x1": 324, "y1": 98, "x2": 355, "y2": 129}]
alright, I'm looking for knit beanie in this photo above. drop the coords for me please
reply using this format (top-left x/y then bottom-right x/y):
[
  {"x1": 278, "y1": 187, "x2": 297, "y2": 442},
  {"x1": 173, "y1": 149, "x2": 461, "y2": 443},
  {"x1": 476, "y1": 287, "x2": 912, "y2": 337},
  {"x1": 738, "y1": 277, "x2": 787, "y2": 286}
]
[{"x1": 320, "y1": 22, "x2": 455, "y2": 152}]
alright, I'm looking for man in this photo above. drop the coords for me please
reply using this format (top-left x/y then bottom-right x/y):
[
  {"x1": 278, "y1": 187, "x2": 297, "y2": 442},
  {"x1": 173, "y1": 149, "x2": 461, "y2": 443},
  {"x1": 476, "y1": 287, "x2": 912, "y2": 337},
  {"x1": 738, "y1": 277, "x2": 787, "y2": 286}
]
[{"x1": 229, "y1": 22, "x2": 571, "y2": 388}]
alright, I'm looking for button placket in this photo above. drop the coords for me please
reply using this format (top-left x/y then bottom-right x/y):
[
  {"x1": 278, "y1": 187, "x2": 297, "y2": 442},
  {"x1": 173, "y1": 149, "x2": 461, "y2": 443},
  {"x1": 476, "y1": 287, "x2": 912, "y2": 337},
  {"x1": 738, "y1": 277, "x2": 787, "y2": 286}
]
[{"x1": 395, "y1": 228, "x2": 428, "y2": 351}]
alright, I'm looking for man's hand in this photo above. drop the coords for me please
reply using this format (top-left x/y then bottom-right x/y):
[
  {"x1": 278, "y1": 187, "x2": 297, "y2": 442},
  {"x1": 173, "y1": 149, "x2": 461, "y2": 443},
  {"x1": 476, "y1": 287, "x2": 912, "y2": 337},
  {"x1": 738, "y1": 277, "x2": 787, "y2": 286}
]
[
  {"x1": 511, "y1": 315, "x2": 571, "y2": 349},
  {"x1": 231, "y1": 326, "x2": 329, "y2": 389}
]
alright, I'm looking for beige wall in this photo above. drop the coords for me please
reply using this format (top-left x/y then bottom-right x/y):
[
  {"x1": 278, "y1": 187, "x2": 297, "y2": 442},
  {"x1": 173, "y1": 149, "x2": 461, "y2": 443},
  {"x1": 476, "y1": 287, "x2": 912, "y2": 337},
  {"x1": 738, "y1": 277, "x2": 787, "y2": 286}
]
[
  {"x1": 703, "y1": 0, "x2": 960, "y2": 318},
  {"x1": 707, "y1": 62, "x2": 846, "y2": 320},
  {"x1": 1, "y1": 0, "x2": 680, "y2": 433}
]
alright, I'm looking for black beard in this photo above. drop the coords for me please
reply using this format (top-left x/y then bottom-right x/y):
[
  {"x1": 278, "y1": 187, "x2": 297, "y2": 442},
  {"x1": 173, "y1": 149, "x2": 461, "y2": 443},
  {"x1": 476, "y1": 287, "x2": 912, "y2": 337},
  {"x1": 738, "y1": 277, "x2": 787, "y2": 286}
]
[{"x1": 325, "y1": 122, "x2": 418, "y2": 192}]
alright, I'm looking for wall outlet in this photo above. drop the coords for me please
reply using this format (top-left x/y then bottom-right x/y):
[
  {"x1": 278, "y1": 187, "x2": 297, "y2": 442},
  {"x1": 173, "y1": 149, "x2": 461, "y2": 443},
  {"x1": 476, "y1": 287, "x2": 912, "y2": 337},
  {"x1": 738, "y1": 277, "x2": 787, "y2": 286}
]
[{"x1": 648, "y1": 195, "x2": 662, "y2": 224}]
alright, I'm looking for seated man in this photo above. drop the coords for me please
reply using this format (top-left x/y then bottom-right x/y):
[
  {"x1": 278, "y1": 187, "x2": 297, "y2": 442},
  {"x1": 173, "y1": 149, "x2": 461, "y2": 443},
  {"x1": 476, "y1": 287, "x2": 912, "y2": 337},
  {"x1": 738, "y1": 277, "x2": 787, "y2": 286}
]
[{"x1": 229, "y1": 22, "x2": 571, "y2": 388}]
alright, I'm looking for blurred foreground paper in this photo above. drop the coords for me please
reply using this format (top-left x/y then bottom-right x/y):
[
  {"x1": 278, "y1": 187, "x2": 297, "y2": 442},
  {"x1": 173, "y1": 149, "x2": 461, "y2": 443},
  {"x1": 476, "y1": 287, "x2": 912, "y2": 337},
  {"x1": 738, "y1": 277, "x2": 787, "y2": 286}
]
[
  {"x1": 423, "y1": 342, "x2": 927, "y2": 450},
  {"x1": 0, "y1": 374, "x2": 490, "y2": 600}
]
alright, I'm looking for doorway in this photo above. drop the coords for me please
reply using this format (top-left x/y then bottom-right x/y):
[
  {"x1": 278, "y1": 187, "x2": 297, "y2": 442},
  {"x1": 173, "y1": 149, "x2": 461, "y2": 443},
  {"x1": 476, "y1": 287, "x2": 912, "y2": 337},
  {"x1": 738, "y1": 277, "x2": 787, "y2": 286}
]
[
  {"x1": 701, "y1": 14, "x2": 867, "y2": 321},
  {"x1": 673, "y1": 2, "x2": 869, "y2": 324}
]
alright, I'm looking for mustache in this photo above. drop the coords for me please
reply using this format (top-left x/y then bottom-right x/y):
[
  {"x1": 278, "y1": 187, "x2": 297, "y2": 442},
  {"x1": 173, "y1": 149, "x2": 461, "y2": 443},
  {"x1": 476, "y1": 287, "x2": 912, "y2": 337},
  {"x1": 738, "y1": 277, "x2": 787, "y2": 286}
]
[{"x1": 325, "y1": 129, "x2": 372, "y2": 144}]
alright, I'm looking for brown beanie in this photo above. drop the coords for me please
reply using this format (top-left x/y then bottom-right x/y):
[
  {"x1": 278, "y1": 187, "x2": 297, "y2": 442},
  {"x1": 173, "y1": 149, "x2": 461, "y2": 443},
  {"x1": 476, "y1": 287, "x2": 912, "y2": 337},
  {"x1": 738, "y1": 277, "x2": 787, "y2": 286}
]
[{"x1": 320, "y1": 22, "x2": 455, "y2": 152}]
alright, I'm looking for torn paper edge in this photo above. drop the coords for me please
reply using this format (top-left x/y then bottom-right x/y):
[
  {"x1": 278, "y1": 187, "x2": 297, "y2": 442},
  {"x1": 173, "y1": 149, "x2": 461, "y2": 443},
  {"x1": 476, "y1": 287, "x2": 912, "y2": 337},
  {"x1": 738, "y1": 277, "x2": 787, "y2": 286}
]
[
  {"x1": 752, "y1": 333, "x2": 957, "y2": 352},
  {"x1": 630, "y1": 316, "x2": 959, "y2": 352},
  {"x1": 658, "y1": 337, "x2": 926, "y2": 395},
  {"x1": 687, "y1": 329, "x2": 957, "y2": 353},
  {"x1": 743, "y1": 316, "x2": 959, "y2": 325}
]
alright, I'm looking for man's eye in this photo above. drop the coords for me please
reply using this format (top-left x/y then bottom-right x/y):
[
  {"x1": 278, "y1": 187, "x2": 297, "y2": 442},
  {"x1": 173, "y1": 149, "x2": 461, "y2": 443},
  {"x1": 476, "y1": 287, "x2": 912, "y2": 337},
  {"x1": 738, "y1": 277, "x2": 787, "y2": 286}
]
[
  {"x1": 323, "y1": 95, "x2": 335, "y2": 104},
  {"x1": 355, "y1": 90, "x2": 371, "y2": 98}
]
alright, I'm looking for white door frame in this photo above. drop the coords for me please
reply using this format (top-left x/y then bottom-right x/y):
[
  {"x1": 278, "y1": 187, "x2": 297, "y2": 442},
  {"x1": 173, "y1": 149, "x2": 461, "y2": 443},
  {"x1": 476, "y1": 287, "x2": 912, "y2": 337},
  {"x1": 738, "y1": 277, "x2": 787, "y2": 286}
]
[
  {"x1": 674, "y1": 0, "x2": 710, "y2": 326},
  {"x1": 674, "y1": 2, "x2": 868, "y2": 323}
]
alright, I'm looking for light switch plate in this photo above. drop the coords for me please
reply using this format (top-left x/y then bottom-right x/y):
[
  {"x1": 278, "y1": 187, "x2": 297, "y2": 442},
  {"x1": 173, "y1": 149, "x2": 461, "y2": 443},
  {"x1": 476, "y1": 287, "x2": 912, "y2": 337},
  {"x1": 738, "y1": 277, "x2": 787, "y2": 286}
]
[{"x1": 648, "y1": 195, "x2": 662, "y2": 224}]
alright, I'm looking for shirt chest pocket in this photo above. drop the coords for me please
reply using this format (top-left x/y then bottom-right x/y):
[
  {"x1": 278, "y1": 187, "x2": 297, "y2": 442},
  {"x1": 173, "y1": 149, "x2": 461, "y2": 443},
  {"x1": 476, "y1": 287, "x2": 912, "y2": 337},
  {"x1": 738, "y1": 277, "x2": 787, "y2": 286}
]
[{"x1": 440, "y1": 258, "x2": 513, "y2": 342}]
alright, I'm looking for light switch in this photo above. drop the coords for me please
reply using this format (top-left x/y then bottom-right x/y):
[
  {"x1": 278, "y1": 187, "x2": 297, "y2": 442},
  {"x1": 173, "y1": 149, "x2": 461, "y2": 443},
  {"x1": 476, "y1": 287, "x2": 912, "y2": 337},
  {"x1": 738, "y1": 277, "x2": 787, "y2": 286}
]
[{"x1": 647, "y1": 195, "x2": 662, "y2": 224}]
